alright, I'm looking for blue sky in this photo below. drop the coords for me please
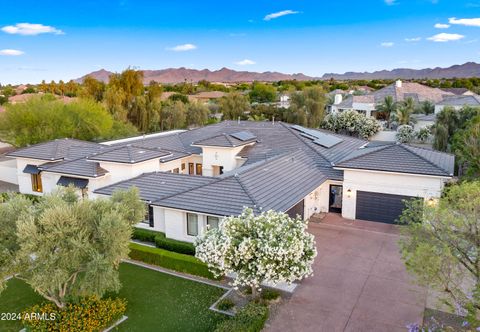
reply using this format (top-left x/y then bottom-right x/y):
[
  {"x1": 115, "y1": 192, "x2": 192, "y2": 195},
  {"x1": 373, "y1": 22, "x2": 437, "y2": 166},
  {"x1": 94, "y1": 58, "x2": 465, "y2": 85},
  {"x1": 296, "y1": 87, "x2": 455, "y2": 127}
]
[{"x1": 0, "y1": 0, "x2": 479, "y2": 84}]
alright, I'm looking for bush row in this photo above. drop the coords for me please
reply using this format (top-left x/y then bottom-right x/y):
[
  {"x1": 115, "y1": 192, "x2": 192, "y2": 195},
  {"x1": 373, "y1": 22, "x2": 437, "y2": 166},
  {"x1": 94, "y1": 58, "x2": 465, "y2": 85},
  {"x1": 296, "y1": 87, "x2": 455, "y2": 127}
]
[
  {"x1": 128, "y1": 243, "x2": 214, "y2": 279},
  {"x1": 132, "y1": 228, "x2": 196, "y2": 255},
  {"x1": 214, "y1": 302, "x2": 269, "y2": 332},
  {"x1": 21, "y1": 296, "x2": 126, "y2": 332}
]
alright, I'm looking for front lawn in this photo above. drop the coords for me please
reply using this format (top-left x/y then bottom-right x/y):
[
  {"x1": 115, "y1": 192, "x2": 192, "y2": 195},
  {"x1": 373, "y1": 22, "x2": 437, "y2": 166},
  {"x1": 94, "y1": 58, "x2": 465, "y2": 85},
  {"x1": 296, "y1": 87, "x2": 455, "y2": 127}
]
[{"x1": 0, "y1": 263, "x2": 227, "y2": 332}]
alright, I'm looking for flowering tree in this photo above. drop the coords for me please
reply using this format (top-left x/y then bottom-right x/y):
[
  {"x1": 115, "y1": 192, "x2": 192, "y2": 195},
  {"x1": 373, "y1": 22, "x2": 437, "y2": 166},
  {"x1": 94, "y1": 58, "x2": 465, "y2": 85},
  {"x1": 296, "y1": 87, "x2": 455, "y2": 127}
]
[
  {"x1": 322, "y1": 110, "x2": 381, "y2": 139},
  {"x1": 396, "y1": 124, "x2": 415, "y2": 143},
  {"x1": 195, "y1": 208, "x2": 317, "y2": 296}
]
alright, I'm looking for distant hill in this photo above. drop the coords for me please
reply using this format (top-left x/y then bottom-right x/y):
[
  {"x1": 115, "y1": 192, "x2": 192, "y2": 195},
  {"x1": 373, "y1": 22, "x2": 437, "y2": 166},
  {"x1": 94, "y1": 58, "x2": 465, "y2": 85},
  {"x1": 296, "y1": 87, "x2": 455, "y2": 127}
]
[
  {"x1": 75, "y1": 67, "x2": 315, "y2": 84},
  {"x1": 322, "y1": 62, "x2": 480, "y2": 80}
]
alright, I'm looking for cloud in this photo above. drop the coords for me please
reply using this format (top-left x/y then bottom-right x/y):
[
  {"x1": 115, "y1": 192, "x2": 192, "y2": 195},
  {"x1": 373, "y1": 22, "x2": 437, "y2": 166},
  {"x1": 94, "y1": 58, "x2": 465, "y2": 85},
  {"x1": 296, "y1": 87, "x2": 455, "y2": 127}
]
[
  {"x1": 235, "y1": 59, "x2": 256, "y2": 65},
  {"x1": 166, "y1": 43, "x2": 197, "y2": 51},
  {"x1": 385, "y1": 0, "x2": 397, "y2": 5},
  {"x1": 1, "y1": 23, "x2": 64, "y2": 35},
  {"x1": 434, "y1": 23, "x2": 450, "y2": 29},
  {"x1": 405, "y1": 37, "x2": 421, "y2": 42},
  {"x1": 448, "y1": 17, "x2": 480, "y2": 27},
  {"x1": 380, "y1": 42, "x2": 394, "y2": 47},
  {"x1": 0, "y1": 49, "x2": 24, "y2": 56},
  {"x1": 264, "y1": 10, "x2": 299, "y2": 21},
  {"x1": 427, "y1": 33, "x2": 465, "y2": 42}
]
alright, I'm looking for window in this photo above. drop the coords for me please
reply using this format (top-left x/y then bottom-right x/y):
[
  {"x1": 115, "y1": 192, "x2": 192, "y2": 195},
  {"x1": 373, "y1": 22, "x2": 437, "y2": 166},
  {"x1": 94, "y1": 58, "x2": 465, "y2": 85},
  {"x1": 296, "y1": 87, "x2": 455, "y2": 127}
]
[
  {"x1": 186, "y1": 213, "x2": 198, "y2": 236},
  {"x1": 196, "y1": 163, "x2": 203, "y2": 176},
  {"x1": 181, "y1": 163, "x2": 186, "y2": 171},
  {"x1": 173, "y1": 168, "x2": 179, "y2": 173},
  {"x1": 188, "y1": 163, "x2": 194, "y2": 175},
  {"x1": 207, "y1": 216, "x2": 220, "y2": 229},
  {"x1": 31, "y1": 174, "x2": 43, "y2": 192},
  {"x1": 219, "y1": 166, "x2": 224, "y2": 175}
]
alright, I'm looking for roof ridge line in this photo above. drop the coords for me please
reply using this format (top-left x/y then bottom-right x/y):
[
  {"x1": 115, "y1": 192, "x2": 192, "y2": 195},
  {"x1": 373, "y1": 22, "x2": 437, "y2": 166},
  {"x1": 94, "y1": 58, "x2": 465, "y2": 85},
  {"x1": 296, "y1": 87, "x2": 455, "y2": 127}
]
[
  {"x1": 232, "y1": 175, "x2": 261, "y2": 211},
  {"x1": 401, "y1": 145, "x2": 452, "y2": 175},
  {"x1": 279, "y1": 122, "x2": 336, "y2": 166},
  {"x1": 335, "y1": 144, "x2": 391, "y2": 165}
]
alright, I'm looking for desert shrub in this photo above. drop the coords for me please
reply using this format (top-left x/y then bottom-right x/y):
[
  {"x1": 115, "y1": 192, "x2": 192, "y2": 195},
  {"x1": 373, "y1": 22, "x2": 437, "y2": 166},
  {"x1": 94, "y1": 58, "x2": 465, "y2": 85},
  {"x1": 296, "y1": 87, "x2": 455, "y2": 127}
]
[{"x1": 21, "y1": 297, "x2": 126, "y2": 332}]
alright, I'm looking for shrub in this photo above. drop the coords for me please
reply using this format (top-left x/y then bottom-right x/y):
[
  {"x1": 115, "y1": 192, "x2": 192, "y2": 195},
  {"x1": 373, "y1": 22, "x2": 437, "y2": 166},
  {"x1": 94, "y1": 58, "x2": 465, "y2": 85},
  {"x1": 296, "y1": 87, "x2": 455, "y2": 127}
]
[
  {"x1": 416, "y1": 126, "x2": 432, "y2": 142},
  {"x1": 128, "y1": 243, "x2": 215, "y2": 279},
  {"x1": 21, "y1": 296, "x2": 126, "y2": 332},
  {"x1": 261, "y1": 289, "x2": 280, "y2": 301},
  {"x1": 154, "y1": 234, "x2": 195, "y2": 255},
  {"x1": 214, "y1": 302, "x2": 269, "y2": 332},
  {"x1": 322, "y1": 110, "x2": 381, "y2": 139},
  {"x1": 396, "y1": 124, "x2": 415, "y2": 143},
  {"x1": 132, "y1": 227, "x2": 161, "y2": 242},
  {"x1": 217, "y1": 298, "x2": 235, "y2": 311}
]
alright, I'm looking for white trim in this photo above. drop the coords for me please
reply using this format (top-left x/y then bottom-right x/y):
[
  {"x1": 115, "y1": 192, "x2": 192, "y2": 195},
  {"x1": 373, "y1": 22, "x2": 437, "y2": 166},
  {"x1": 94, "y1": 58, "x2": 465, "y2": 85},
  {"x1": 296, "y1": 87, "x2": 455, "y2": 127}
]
[{"x1": 101, "y1": 130, "x2": 185, "y2": 146}]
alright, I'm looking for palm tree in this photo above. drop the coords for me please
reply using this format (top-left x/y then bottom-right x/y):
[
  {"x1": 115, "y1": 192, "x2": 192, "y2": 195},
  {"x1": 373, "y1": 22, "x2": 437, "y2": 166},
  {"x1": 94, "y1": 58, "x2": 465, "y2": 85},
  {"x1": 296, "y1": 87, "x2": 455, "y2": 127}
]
[
  {"x1": 376, "y1": 96, "x2": 396, "y2": 124},
  {"x1": 395, "y1": 97, "x2": 415, "y2": 125}
]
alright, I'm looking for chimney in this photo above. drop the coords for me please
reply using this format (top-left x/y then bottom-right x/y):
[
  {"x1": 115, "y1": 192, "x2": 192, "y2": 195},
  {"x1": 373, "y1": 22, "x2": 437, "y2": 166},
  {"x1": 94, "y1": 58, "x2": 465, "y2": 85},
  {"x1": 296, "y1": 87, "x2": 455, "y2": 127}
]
[
  {"x1": 334, "y1": 94, "x2": 343, "y2": 105},
  {"x1": 395, "y1": 80, "x2": 402, "y2": 88}
]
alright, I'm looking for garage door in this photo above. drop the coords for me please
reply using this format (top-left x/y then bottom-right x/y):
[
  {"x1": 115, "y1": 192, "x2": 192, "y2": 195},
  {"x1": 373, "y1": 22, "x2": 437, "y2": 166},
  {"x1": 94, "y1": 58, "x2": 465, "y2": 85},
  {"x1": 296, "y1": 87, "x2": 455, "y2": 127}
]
[
  {"x1": 356, "y1": 191, "x2": 415, "y2": 224},
  {"x1": 286, "y1": 200, "x2": 304, "y2": 220}
]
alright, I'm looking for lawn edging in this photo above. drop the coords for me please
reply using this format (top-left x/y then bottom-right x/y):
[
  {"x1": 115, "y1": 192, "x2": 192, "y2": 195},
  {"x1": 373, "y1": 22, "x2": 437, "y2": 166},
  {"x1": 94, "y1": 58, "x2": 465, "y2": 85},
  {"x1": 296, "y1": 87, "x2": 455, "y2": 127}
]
[{"x1": 128, "y1": 242, "x2": 215, "y2": 279}]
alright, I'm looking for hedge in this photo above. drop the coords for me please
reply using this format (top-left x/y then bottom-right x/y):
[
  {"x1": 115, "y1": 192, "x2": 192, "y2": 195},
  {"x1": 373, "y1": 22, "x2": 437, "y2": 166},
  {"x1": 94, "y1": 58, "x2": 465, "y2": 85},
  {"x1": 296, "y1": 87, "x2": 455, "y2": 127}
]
[
  {"x1": 128, "y1": 243, "x2": 215, "y2": 279},
  {"x1": 154, "y1": 234, "x2": 195, "y2": 255},
  {"x1": 214, "y1": 302, "x2": 269, "y2": 332},
  {"x1": 132, "y1": 227, "x2": 161, "y2": 242},
  {"x1": 132, "y1": 228, "x2": 196, "y2": 256}
]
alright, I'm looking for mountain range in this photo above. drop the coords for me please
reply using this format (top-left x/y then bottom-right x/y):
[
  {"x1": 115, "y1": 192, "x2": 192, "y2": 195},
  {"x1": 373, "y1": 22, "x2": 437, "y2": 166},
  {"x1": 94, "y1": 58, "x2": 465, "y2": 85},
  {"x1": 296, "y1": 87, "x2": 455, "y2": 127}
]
[
  {"x1": 321, "y1": 62, "x2": 480, "y2": 80},
  {"x1": 76, "y1": 62, "x2": 480, "y2": 84},
  {"x1": 75, "y1": 67, "x2": 314, "y2": 84}
]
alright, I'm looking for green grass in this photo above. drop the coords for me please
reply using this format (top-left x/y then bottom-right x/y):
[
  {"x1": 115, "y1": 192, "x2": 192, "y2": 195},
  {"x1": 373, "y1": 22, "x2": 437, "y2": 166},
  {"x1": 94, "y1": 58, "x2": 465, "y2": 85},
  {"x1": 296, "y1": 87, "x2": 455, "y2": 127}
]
[{"x1": 0, "y1": 263, "x2": 227, "y2": 332}]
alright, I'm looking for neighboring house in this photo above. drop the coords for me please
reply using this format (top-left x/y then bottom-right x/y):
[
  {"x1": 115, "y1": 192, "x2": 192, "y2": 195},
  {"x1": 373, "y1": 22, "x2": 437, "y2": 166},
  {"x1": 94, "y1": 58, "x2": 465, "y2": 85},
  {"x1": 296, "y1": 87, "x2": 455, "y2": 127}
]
[
  {"x1": 188, "y1": 91, "x2": 227, "y2": 104},
  {"x1": 440, "y1": 88, "x2": 476, "y2": 96},
  {"x1": 330, "y1": 80, "x2": 460, "y2": 118},
  {"x1": 278, "y1": 94, "x2": 290, "y2": 108},
  {"x1": 434, "y1": 95, "x2": 480, "y2": 114},
  {"x1": 7, "y1": 121, "x2": 454, "y2": 243},
  {"x1": 412, "y1": 113, "x2": 436, "y2": 131}
]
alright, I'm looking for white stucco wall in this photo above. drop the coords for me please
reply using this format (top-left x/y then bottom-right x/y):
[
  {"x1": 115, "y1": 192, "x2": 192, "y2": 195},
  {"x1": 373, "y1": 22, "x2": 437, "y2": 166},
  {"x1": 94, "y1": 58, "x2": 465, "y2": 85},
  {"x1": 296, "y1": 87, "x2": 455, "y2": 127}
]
[
  {"x1": 199, "y1": 144, "x2": 253, "y2": 176},
  {"x1": 303, "y1": 180, "x2": 342, "y2": 219},
  {"x1": 0, "y1": 158, "x2": 18, "y2": 184},
  {"x1": 15, "y1": 158, "x2": 50, "y2": 195},
  {"x1": 339, "y1": 168, "x2": 449, "y2": 220}
]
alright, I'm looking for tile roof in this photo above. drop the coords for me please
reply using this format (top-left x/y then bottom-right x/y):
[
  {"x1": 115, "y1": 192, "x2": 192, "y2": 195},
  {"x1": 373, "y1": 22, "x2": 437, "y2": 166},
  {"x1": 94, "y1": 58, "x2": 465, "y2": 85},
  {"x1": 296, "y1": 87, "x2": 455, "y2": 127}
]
[
  {"x1": 41, "y1": 158, "x2": 108, "y2": 178},
  {"x1": 87, "y1": 145, "x2": 172, "y2": 163},
  {"x1": 436, "y1": 95, "x2": 480, "y2": 106},
  {"x1": 94, "y1": 172, "x2": 214, "y2": 202},
  {"x1": 7, "y1": 139, "x2": 102, "y2": 161},
  {"x1": 334, "y1": 143, "x2": 454, "y2": 177},
  {"x1": 192, "y1": 132, "x2": 256, "y2": 147}
]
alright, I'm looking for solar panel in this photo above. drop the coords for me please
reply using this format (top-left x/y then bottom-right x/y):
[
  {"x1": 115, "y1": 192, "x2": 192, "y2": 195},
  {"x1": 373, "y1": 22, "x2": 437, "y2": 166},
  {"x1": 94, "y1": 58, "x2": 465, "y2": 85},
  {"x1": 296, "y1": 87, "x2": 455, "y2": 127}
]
[
  {"x1": 230, "y1": 131, "x2": 257, "y2": 141},
  {"x1": 291, "y1": 124, "x2": 343, "y2": 148}
]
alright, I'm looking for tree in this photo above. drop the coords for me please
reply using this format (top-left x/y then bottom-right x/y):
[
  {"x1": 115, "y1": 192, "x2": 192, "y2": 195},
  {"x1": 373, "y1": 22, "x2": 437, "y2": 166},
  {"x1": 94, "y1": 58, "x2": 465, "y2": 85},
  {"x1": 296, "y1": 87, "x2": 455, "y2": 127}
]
[
  {"x1": 80, "y1": 76, "x2": 105, "y2": 102},
  {"x1": 376, "y1": 96, "x2": 396, "y2": 123},
  {"x1": 289, "y1": 86, "x2": 327, "y2": 128},
  {"x1": 417, "y1": 100, "x2": 434, "y2": 115},
  {"x1": 160, "y1": 100, "x2": 186, "y2": 130},
  {"x1": 195, "y1": 208, "x2": 317, "y2": 296},
  {"x1": 186, "y1": 102, "x2": 209, "y2": 127},
  {"x1": 0, "y1": 187, "x2": 145, "y2": 308},
  {"x1": 0, "y1": 96, "x2": 135, "y2": 146},
  {"x1": 398, "y1": 181, "x2": 480, "y2": 325},
  {"x1": 248, "y1": 82, "x2": 277, "y2": 103},
  {"x1": 321, "y1": 110, "x2": 381, "y2": 139},
  {"x1": 394, "y1": 97, "x2": 415, "y2": 125},
  {"x1": 452, "y1": 115, "x2": 480, "y2": 178},
  {"x1": 219, "y1": 92, "x2": 251, "y2": 120}
]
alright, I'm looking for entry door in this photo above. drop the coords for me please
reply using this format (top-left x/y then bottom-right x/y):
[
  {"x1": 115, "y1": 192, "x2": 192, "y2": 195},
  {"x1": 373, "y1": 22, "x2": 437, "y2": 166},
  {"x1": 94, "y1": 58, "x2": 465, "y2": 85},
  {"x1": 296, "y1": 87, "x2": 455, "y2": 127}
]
[{"x1": 329, "y1": 185, "x2": 343, "y2": 213}]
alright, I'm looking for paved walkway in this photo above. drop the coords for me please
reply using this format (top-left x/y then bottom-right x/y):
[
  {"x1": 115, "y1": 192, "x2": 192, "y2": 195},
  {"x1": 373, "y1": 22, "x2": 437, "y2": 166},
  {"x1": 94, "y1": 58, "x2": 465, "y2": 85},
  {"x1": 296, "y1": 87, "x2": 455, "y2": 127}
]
[{"x1": 266, "y1": 214, "x2": 426, "y2": 332}]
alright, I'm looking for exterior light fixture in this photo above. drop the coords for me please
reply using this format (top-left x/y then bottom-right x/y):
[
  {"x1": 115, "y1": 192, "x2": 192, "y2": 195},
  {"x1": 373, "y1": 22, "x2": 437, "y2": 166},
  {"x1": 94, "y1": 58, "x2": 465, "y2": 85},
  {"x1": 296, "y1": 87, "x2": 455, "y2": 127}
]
[{"x1": 346, "y1": 189, "x2": 352, "y2": 198}]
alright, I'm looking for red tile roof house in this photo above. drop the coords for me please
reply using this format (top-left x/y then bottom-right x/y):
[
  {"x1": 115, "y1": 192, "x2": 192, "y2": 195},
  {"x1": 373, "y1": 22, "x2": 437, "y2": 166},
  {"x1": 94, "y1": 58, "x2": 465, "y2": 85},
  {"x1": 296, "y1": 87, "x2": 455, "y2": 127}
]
[{"x1": 7, "y1": 121, "x2": 454, "y2": 243}]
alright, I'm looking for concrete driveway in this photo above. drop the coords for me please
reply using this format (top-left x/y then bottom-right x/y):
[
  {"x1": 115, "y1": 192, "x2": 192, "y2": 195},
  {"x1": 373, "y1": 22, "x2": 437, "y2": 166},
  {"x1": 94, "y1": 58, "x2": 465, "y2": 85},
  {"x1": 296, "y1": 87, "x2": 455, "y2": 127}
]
[{"x1": 266, "y1": 214, "x2": 426, "y2": 332}]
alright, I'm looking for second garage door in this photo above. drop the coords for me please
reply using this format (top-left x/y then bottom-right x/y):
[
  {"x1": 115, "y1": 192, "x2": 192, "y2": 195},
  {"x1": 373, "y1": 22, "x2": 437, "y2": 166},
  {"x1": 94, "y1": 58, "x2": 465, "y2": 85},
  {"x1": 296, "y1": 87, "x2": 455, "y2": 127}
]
[{"x1": 356, "y1": 191, "x2": 416, "y2": 224}]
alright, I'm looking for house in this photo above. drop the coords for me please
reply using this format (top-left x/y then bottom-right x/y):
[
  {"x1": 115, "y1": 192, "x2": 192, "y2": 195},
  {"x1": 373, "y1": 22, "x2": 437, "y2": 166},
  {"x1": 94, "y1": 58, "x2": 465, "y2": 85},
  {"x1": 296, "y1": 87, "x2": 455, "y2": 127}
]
[
  {"x1": 434, "y1": 95, "x2": 480, "y2": 114},
  {"x1": 188, "y1": 91, "x2": 227, "y2": 104},
  {"x1": 331, "y1": 80, "x2": 458, "y2": 118},
  {"x1": 8, "y1": 93, "x2": 76, "y2": 104},
  {"x1": 440, "y1": 88, "x2": 476, "y2": 96},
  {"x1": 278, "y1": 94, "x2": 290, "y2": 108},
  {"x1": 7, "y1": 121, "x2": 454, "y2": 243}
]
